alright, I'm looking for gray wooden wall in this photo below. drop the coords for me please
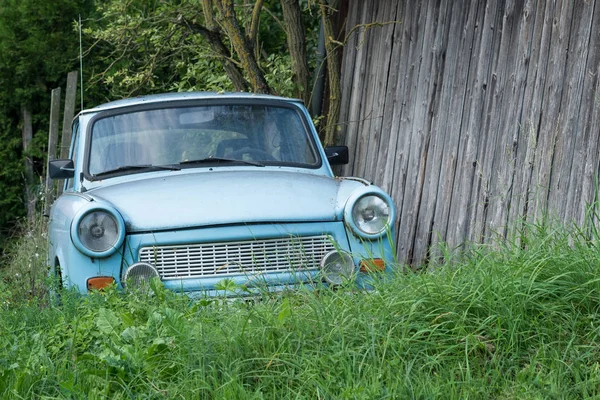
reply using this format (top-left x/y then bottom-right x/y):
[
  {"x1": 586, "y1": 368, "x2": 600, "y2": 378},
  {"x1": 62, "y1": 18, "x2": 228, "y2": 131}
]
[{"x1": 338, "y1": 0, "x2": 600, "y2": 265}]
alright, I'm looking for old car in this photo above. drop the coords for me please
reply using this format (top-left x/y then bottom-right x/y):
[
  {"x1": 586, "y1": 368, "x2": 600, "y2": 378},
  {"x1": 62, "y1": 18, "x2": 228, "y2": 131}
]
[{"x1": 48, "y1": 92, "x2": 396, "y2": 295}]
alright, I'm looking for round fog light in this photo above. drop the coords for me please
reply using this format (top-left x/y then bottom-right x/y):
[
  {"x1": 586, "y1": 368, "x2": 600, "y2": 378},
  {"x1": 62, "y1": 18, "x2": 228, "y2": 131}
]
[
  {"x1": 320, "y1": 250, "x2": 355, "y2": 285},
  {"x1": 123, "y1": 262, "x2": 159, "y2": 289}
]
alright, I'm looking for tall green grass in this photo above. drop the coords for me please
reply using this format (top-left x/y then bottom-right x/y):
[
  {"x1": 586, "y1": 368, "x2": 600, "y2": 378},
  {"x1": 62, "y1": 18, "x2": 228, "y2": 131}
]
[{"x1": 1, "y1": 218, "x2": 600, "y2": 398}]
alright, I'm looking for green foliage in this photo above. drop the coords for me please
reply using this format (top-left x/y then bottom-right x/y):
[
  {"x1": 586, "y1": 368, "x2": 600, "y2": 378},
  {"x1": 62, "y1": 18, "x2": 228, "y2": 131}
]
[
  {"x1": 84, "y1": 1, "x2": 230, "y2": 97},
  {"x1": 170, "y1": 57, "x2": 235, "y2": 94},
  {"x1": 1, "y1": 219, "x2": 600, "y2": 397},
  {"x1": 264, "y1": 53, "x2": 296, "y2": 98},
  {"x1": 85, "y1": 0, "x2": 321, "y2": 98},
  {"x1": 85, "y1": 0, "x2": 196, "y2": 97},
  {"x1": 0, "y1": 119, "x2": 25, "y2": 230},
  {"x1": 0, "y1": 0, "x2": 95, "y2": 237}
]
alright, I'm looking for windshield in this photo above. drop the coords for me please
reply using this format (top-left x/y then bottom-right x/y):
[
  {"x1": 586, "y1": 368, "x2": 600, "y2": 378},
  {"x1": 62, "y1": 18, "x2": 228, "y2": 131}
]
[{"x1": 87, "y1": 104, "x2": 319, "y2": 177}]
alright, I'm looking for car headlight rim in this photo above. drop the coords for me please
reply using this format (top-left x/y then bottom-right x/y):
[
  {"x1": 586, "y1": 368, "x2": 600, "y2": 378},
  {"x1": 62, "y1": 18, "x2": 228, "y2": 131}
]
[
  {"x1": 70, "y1": 205, "x2": 125, "y2": 258},
  {"x1": 122, "y1": 262, "x2": 160, "y2": 290},
  {"x1": 320, "y1": 249, "x2": 356, "y2": 285},
  {"x1": 352, "y1": 194, "x2": 390, "y2": 235},
  {"x1": 345, "y1": 191, "x2": 394, "y2": 239}
]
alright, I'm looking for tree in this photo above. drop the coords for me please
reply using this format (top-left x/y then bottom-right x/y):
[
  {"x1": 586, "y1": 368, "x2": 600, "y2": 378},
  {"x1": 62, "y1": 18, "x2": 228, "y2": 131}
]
[
  {"x1": 319, "y1": 0, "x2": 341, "y2": 146},
  {"x1": 85, "y1": 0, "x2": 344, "y2": 144}
]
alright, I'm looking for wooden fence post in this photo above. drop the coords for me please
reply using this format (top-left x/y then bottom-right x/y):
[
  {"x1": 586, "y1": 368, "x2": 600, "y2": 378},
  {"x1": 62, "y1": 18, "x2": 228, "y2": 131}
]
[
  {"x1": 44, "y1": 88, "x2": 62, "y2": 215},
  {"x1": 57, "y1": 71, "x2": 78, "y2": 196},
  {"x1": 21, "y1": 106, "x2": 36, "y2": 221}
]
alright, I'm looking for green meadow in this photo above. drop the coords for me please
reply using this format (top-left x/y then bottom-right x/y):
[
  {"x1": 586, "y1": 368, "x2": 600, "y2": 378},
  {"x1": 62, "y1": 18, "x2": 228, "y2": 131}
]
[{"x1": 1, "y1": 218, "x2": 600, "y2": 399}]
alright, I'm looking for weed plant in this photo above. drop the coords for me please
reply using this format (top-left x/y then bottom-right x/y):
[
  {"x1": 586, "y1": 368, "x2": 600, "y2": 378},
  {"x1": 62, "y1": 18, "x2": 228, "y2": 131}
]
[
  {"x1": 0, "y1": 219, "x2": 599, "y2": 398},
  {"x1": 0, "y1": 215, "x2": 48, "y2": 305}
]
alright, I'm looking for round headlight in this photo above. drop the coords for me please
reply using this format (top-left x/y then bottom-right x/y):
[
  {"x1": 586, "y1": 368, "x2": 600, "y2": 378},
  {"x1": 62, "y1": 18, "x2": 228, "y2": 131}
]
[
  {"x1": 78, "y1": 211, "x2": 120, "y2": 252},
  {"x1": 351, "y1": 195, "x2": 391, "y2": 235},
  {"x1": 320, "y1": 250, "x2": 355, "y2": 285},
  {"x1": 71, "y1": 205, "x2": 125, "y2": 258},
  {"x1": 122, "y1": 262, "x2": 159, "y2": 289}
]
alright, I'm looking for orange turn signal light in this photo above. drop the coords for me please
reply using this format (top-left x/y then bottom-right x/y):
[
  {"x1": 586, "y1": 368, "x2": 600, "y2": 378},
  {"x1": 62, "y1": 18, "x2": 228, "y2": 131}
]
[
  {"x1": 359, "y1": 258, "x2": 386, "y2": 273},
  {"x1": 87, "y1": 276, "x2": 115, "y2": 291}
]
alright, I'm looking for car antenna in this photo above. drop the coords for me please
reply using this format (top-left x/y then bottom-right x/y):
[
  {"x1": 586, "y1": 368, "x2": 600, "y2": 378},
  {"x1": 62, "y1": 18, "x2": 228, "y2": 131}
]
[
  {"x1": 78, "y1": 15, "x2": 86, "y2": 191},
  {"x1": 79, "y1": 14, "x2": 84, "y2": 111}
]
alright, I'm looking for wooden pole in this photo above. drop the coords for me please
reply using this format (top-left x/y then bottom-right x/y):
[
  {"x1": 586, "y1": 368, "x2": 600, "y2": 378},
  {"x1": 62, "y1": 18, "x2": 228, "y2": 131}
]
[
  {"x1": 45, "y1": 88, "x2": 62, "y2": 215},
  {"x1": 60, "y1": 71, "x2": 78, "y2": 159},
  {"x1": 57, "y1": 71, "x2": 78, "y2": 196},
  {"x1": 21, "y1": 106, "x2": 35, "y2": 221}
]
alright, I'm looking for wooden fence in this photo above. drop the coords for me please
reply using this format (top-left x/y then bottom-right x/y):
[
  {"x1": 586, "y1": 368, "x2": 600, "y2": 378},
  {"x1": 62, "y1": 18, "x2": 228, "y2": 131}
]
[
  {"x1": 40, "y1": 70, "x2": 78, "y2": 216},
  {"x1": 338, "y1": 0, "x2": 600, "y2": 265}
]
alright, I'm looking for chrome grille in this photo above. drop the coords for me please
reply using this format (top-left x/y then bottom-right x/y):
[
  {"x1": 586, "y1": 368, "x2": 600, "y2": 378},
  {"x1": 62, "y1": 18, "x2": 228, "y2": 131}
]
[{"x1": 138, "y1": 235, "x2": 335, "y2": 280}]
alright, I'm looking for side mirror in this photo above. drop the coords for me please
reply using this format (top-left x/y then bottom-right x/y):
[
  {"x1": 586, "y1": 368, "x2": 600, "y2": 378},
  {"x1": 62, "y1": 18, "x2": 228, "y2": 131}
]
[
  {"x1": 49, "y1": 159, "x2": 75, "y2": 179},
  {"x1": 324, "y1": 146, "x2": 349, "y2": 165}
]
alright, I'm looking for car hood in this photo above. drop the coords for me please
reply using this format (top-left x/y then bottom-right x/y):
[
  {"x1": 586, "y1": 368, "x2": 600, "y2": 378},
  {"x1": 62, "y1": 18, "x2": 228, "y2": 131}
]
[{"x1": 88, "y1": 170, "x2": 365, "y2": 232}]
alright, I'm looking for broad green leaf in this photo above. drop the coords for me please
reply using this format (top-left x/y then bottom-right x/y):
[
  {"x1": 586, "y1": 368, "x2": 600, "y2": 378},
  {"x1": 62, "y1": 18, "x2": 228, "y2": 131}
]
[{"x1": 96, "y1": 308, "x2": 121, "y2": 336}]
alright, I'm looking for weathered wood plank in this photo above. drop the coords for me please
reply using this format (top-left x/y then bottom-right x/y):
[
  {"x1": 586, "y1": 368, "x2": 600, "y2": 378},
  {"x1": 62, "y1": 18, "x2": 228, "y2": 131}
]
[
  {"x1": 477, "y1": 0, "x2": 523, "y2": 242},
  {"x1": 59, "y1": 71, "x2": 78, "y2": 160},
  {"x1": 576, "y1": 2, "x2": 600, "y2": 227},
  {"x1": 520, "y1": 0, "x2": 556, "y2": 227},
  {"x1": 506, "y1": 0, "x2": 548, "y2": 239},
  {"x1": 530, "y1": 0, "x2": 573, "y2": 222},
  {"x1": 393, "y1": 0, "x2": 441, "y2": 264},
  {"x1": 378, "y1": 1, "x2": 406, "y2": 195},
  {"x1": 553, "y1": 0, "x2": 594, "y2": 225},
  {"x1": 384, "y1": 0, "x2": 427, "y2": 215},
  {"x1": 468, "y1": 0, "x2": 506, "y2": 244},
  {"x1": 447, "y1": 0, "x2": 497, "y2": 248},
  {"x1": 413, "y1": 0, "x2": 455, "y2": 262},
  {"x1": 44, "y1": 88, "x2": 62, "y2": 215},
  {"x1": 57, "y1": 70, "x2": 79, "y2": 197},
  {"x1": 421, "y1": 0, "x2": 482, "y2": 262},
  {"x1": 362, "y1": 0, "x2": 398, "y2": 184},
  {"x1": 486, "y1": 0, "x2": 534, "y2": 239}
]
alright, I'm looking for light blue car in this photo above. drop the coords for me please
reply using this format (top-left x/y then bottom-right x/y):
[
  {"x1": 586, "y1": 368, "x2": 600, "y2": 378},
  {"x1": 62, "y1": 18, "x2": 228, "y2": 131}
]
[{"x1": 48, "y1": 92, "x2": 396, "y2": 295}]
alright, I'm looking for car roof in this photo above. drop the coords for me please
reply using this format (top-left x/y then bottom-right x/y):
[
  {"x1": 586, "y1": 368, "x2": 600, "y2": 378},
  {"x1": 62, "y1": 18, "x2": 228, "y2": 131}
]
[{"x1": 79, "y1": 92, "x2": 303, "y2": 115}]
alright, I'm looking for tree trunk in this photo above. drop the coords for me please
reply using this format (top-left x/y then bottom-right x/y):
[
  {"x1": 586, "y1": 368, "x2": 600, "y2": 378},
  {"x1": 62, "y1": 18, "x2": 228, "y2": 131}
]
[
  {"x1": 214, "y1": 0, "x2": 271, "y2": 94},
  {"x1": 45, "y1": 88, "x2": 62, "y2": 216},
  {"x1": 321, "y1": 0, "x2": 341, "y2": 146},
  {"x1": 281, "y1": 0, "x2": 310, "y2": 104}
]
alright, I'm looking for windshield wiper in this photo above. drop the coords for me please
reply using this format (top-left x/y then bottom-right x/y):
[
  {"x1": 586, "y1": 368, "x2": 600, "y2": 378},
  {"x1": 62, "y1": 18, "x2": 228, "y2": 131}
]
[
  {"x1": 94, "y1": 164, "x2": 181, "y2": 177},
  {"x1": 179, "y1": 157, "x2": 264, "y2": 167}
]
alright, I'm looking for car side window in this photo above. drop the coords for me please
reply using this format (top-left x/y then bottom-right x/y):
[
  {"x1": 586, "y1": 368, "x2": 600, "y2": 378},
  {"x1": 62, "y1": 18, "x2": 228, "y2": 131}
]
[{"x1": 65, "y1": 122, "x2": 80, "y2": 191}]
